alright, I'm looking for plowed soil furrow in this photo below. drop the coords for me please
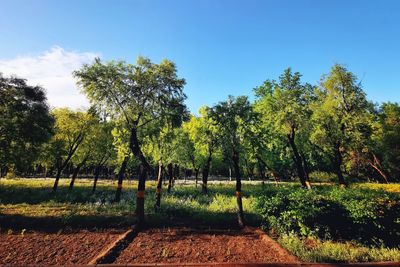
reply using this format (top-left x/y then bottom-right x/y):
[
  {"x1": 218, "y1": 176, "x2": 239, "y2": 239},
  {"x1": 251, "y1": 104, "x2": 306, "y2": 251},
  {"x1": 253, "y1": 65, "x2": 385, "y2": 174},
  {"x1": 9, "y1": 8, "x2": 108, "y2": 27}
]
[
  {"x1": 0, "y1": 231, "x2": 121, "y2": 265},
  {"x1": 114, "y1": 227, "x2": 299, "y2": 264}
]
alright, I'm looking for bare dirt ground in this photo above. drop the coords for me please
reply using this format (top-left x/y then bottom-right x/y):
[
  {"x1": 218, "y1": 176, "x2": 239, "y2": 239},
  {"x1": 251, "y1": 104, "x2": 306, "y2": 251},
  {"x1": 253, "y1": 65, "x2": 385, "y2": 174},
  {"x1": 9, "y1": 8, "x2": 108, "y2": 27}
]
[
  {"x1": 0, "y1": 230, "x2": 121, "y2": 265},
  {"x1": 115, "y1": 227, "x2": 299, "y2": 264}
]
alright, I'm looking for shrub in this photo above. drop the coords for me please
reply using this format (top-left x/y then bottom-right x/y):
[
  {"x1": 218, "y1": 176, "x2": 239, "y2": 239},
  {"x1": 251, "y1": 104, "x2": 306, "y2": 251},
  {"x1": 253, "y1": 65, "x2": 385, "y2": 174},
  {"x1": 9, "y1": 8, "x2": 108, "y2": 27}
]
[{"x1": 255, "y1": 185, "x2": 400, "y2": 247}]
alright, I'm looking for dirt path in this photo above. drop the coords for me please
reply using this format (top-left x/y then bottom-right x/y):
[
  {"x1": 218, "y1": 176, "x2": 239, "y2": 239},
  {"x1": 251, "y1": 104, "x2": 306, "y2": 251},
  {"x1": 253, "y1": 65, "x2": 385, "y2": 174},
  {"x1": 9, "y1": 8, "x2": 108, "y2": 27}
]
[{"x1": 114, "y1": 227, "x2": 299, "y2": 264}]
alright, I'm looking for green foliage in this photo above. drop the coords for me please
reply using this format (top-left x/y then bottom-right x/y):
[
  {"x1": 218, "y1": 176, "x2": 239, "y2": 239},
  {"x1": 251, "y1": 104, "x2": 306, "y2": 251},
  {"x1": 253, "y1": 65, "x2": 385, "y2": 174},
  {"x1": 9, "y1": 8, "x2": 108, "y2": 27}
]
[
  {"x1": 310, "y1": 64, "x2": 373, "y2": 184},
  {"x1": 253, "y1": 68, "x2": 315, "y2": 181},
  {"x1": 181, "y1": 108, "x2": 221, "y2": 171},
  {"x1": 0, "y1": 74, "x2": 54, "y2": 174},
  {"x1": 38, "y1": 108, "x2": 96, "y2": 173},
  {"x1": 256, "y1": 185, "x2": 400, "y2": 247},
  {"x1": 370, "y1": 103, "x2": 400, "y2": 180}
]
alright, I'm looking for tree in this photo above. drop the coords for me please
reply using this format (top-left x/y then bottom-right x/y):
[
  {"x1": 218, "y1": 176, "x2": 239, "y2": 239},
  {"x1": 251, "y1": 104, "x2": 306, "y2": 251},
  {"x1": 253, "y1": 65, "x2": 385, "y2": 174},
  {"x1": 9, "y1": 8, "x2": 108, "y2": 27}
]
[
  {"x1": 254, "y1": 68, "x2": 313, "y2": 188},
  {"x1": 183, "y1": 108, "x2": 220, "y2": 193},
  {"x1": 311, "y1": 64, "x2": 370, "y2": 186},
  {"x1": 111, "y1": 121, "x2": 133, "y2": 202},
  {"x1": 74, "y1": 56, "x2": 187, "y2": 225},
  {"x1": 50, "y1": 108, "x2": 96, "y2": 191},
  {"x1": 89, "y1": 119, "x2": 116, "y2": 193},
  {"x1": 357, "y1": 102, "x2": 400, "y2": 182},
  {"x1": 0, "y1": 74, "x2": 54, "y2": 177},
  {"x1": 377, "y1": 103, "x2": 400, "y2": 181},
  {"x1": 208, "y1": 95, "x2": 256, "y2": 227}
]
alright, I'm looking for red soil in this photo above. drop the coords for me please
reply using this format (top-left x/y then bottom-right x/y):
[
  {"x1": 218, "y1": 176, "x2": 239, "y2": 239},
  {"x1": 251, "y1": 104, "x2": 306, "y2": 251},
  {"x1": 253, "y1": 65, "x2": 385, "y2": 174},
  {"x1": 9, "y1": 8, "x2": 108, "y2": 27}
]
[
  {"x1": 0, "y1": 230, "x2": 121, "y2": 265},
  {"x1": 115, "y1": 227, "x2": 299, "y2": 264}
]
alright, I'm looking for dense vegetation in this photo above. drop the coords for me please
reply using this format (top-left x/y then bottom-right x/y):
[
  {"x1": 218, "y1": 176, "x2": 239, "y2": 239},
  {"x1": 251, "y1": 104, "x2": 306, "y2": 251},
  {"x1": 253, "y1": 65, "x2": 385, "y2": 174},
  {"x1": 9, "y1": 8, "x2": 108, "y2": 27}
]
[{"x1": 2, "y1": 62, "x2": 399, "y2": 184}]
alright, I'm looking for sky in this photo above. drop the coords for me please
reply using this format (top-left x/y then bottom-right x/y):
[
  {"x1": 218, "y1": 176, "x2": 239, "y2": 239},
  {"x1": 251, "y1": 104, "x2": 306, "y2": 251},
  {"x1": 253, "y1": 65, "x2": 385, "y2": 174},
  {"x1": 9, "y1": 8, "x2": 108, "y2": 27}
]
[{"x1": 0, "y1": 0, "x2": 399, "y2": 113}]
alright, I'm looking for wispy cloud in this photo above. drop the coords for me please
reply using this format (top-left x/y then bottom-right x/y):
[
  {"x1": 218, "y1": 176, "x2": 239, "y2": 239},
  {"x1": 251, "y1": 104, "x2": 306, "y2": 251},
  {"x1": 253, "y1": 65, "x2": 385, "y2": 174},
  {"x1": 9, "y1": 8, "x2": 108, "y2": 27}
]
[{"x1": 0, "y1": 46, "x2": 99, "y2": 109}]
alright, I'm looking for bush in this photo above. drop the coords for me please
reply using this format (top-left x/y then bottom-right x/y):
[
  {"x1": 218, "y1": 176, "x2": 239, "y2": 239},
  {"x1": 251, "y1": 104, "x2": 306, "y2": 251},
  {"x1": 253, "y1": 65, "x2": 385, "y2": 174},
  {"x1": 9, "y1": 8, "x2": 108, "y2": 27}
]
[{"x1": 255, "y1": 185, "x2": 400, "y2": 247}]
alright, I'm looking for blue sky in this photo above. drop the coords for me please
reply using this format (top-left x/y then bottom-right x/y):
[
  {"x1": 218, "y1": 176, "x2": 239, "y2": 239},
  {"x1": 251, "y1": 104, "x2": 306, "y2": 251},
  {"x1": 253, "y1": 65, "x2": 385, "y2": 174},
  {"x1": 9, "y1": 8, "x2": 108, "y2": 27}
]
[{"x1": 1, "y1": 0, "x2": 399, "y2": 112}]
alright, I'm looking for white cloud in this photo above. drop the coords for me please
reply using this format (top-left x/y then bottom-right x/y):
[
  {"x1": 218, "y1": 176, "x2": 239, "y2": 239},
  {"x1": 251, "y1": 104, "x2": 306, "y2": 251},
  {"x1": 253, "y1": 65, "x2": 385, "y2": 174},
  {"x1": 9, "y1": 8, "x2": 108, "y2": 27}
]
[{"x1": 0, "y1": 46, "x2": 100, "y2": 109}]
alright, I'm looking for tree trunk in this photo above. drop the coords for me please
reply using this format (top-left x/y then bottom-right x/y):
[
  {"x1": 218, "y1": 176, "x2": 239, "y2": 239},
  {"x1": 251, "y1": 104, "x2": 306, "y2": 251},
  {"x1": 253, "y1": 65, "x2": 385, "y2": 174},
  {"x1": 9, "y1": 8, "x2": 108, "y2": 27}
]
[
  {"x1": 232, "y1": 149, "x2": 245, "y2": 227},
  {"x1": 92, "y1": 164, "x2": 101, "y2": 193},
  {"x1": 115, "y1": 156, "x2": 129, "y2": 202},
  {"x1": 202, "y1": 152, "x2": 212, "y2": 194},
  {"x1": 174, "y1": 164, "x2": 179, "y2": 184},
  {"x1": 256, "y1": 156, "x2": 265, "y2": 185},
  {"x1": 69, "y1": 158, "x2": 88, "y2": 190},
  {"x1": 167, "y1": 163, "x2": 173, "y2": 193},
  {"x1": 52, "y1": 140, "x2": 82, "y2": 192},
  {"x1": 300, "y1": 153, "x2": 312, "y2": 189},
  {"x1": 368, "y1": 153, "x2": 390, "y2": 183},
  {"x1": 129, "y1": 124, "x2": 151, "y2": 226},
  {"x1": 155, "y1": 160, "x2": 163, "y2": 210},
  {"x1": 135, "y1": 163, "x2": 147, "y2": 225},
  {"x1": 287, "y1": 127, "x2": 310, "y2": 189},
  {"x1": 195, "y1": 168, "x2": 199, "y2": 187},
  {"x1": 69, "y1": 166, "x2": 80, "y2": 190},
  {"x1": 333, "y1": 144, "x2": 347, "y2": 187},
  {"x1": 52, "y1": 167, "x2": 62, "y2": 192}
]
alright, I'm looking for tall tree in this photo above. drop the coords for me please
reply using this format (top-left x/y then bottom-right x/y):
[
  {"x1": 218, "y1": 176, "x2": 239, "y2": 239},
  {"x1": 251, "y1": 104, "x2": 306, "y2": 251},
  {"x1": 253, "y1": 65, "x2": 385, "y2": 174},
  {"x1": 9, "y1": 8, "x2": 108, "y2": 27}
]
[
  {"x1": 311, "y1": 64, "x2": 370, "y2": 186},
  {"x1": 74, "y1": 57, "x2": 187, "y2": 225},
  {"x1": 50, "y1": 108, "x2": 96, "y2": 191},
  {"x1": 208, "y1": 95, "x2": 256, "y2": 227},
  {"x1": 254, "y1": 68, "x2": 313, "y2": 188},
  {"x1": 183, "y1": 108, "x2": 220, "y2": 193},
  {"x1": 0, "y1": 74, "x2": 54, "y2": 176},
  {"x1": 89, "y1": 119, "x2": 116, "y2": 193},
  {"x1": 357, "y1": 102, "x2": 400, "y2": 182}
]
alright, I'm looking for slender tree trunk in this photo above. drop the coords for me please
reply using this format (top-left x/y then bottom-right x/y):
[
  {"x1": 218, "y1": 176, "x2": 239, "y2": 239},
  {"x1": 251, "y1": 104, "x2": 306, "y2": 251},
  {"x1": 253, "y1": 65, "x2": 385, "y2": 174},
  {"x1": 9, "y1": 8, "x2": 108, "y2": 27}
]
[
  {"x1": 114, "y1": 156, "x2": 129, "y2": 202},
  {"x1": 202, "y1": 152, "x2": 212, "y2": 194},
  {"x1": 184, "y1": 169, "x2": 187, "y2": 183},
  {"x1": 287, "y1": 127, "x2": 310, "y2": 188},
  {"x1": 256, "y1": 156, "x2": 265, "y2": 185},
  {"x1": 155, "y1": 160, "x2": 163, "y2": 210},
  {"x1": 52, "y1": 167, "x2": 62, "y2": 192},
  {"x1": 167, "y1": 163, "x2": 173, "y2": 193},
  {"x1": 367, "y1": 153, "x2": 390, "y2": 183},
  {"x1": 69, "y1": 166, "x2": 80, "y2": 190},
  {"x1": 369, "y1": 163, "x2": 389, "y2": 183},
  {"x1": 300, "y1": 153, "x2": 312, "y2": 189},
  {"x1": 232, "y1": 149, "x2": 245, "y2": 227},
  {"x1": 69, "y1": 158, "x2": 88, "y2": 190},
  {"x1": 52, "y1": 140, "x2": 82, "y2": 192},
  {"x1": 333, "y1": 144, "x2": 347, "y2": 187},
  {"x1": 195, "y1": 168, "x2": 199, "y2": 187},
  {"x1": 174, "y1": 164, "x2": 179, "y2": 184},
  {"x1": 92, "y1": 164, "x2": 102, "y2": 193}
]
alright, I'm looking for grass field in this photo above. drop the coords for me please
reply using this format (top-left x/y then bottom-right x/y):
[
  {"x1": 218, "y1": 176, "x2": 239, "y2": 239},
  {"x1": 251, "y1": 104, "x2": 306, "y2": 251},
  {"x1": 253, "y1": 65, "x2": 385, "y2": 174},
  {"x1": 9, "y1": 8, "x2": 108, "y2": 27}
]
[{"x1": 0, "y1": 177, "x2": 399, "y2": 263}]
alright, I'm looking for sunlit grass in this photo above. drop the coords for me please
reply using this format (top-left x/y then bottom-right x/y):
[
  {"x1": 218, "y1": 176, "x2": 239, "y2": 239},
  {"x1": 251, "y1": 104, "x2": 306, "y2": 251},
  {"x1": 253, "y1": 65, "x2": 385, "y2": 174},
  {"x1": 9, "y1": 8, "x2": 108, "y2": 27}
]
[{"x1": 279, "y1": 235, "x2": 400, "y2": 263}]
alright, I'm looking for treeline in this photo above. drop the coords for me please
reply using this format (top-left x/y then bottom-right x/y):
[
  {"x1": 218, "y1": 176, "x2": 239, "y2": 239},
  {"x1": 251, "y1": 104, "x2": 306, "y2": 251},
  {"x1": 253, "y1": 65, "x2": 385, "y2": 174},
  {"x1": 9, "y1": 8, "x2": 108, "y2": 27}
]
[{"x1": 1, "y1": 58, "x2": 399, "y2": 225}]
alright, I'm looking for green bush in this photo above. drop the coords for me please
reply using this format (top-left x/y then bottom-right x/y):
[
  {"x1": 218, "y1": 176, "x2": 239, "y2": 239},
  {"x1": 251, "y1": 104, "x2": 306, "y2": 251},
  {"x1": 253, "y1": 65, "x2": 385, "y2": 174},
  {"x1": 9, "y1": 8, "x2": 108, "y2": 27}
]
[{"x1": 255, "y1": 185, "x2": 400, "y2": 247}]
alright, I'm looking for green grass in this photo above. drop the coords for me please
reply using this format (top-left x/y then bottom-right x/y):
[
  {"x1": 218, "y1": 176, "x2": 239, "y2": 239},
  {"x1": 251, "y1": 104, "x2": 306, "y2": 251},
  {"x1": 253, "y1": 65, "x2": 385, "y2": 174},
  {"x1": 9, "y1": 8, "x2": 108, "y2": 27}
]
[
  {"x1": 1, "y1": 178, "x2": 399, "y2": 262},
  {"x1": 279, "y1": 235, "x2": 400, "y2": 263},
  {"x1": 0, "y1": 178, "x2": 261, "y2": 228}
]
